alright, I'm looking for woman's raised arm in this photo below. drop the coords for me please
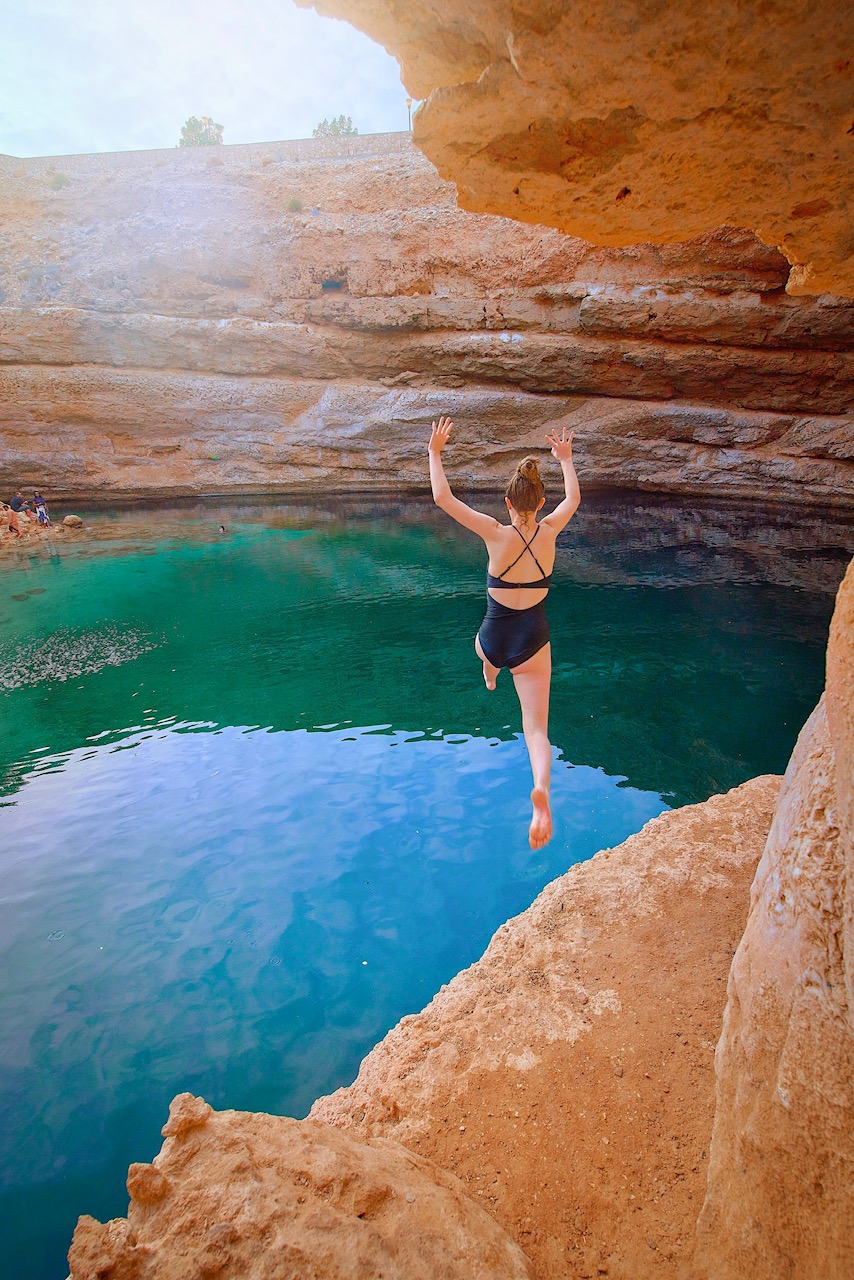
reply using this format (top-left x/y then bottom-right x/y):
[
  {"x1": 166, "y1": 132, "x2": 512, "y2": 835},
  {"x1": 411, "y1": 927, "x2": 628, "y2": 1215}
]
[
  {"x1": 429, "y1": 417, "x2": 499, "y2": 538},
  {"x1": 540, "y1": 427, "x2": 580, "y2": 533}
]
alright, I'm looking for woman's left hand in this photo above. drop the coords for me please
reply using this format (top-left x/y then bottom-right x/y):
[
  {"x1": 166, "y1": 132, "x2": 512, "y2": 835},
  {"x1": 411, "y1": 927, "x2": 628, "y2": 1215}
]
[{"x1": 429, "y1": 416, "x2": 454, "y2": 453}]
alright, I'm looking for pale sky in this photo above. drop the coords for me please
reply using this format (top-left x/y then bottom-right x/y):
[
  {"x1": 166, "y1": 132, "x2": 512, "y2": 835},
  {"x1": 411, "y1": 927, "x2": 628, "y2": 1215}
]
[{"x1": 0, "y1": 0, "x2": 411, "y2": 157}]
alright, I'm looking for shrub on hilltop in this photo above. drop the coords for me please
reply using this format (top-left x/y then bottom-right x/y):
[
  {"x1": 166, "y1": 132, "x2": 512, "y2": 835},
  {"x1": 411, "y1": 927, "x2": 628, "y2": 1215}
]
[
  {"x1": 312, "y1": 115, "x2": 358, "y2": 139},
  {"x1": 179, "y1": 116, "x2": 224, "y2": 147}
]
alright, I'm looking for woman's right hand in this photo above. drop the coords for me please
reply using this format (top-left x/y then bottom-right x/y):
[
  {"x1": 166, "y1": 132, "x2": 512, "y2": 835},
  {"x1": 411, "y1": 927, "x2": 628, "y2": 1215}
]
[
  {"x1": 546, "y1": 426, "x2": 574, "y2": 461},
  {"x1": 429, "y1": 416, "x2": 454, "y2": 453}
]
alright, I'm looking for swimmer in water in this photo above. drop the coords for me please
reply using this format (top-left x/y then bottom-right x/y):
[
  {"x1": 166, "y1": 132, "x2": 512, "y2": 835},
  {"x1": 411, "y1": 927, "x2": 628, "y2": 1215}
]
[{"x1": 428, "y1": 416, "x2": 580, "y2": 849}]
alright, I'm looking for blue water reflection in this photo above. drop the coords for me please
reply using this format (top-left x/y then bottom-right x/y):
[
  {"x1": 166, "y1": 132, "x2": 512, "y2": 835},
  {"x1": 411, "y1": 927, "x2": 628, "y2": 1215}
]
[{"x1": 0, "y1": 720, "x2": 663, "y2": 1275}]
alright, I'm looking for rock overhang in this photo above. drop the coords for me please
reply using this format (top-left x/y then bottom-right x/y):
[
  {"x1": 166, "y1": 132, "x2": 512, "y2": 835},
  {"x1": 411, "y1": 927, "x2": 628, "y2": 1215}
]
[{"x1": 299, "y1": 0, "x2": 854, "y2": 297}]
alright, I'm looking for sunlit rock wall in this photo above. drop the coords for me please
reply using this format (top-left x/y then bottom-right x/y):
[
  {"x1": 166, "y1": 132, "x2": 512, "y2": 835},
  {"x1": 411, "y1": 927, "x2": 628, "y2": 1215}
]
[
  {"x1": 308, "y1": 775, "x2": 780, "y2": 1279},
  {"x1": 694, "y1": 562, "x2": 854, "y2": 1279},
  {"x1": 0, "y1": 139, "x2": 852, "y2": 504},
  {"x1": 300, "y1": 0, "x2": 853, "y2": 297}
]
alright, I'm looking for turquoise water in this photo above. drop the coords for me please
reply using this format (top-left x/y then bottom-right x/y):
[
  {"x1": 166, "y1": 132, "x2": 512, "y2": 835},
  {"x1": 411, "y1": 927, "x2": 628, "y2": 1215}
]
[{"x1": 0, "y1": 492, "x2": 850, "y2": 1279}]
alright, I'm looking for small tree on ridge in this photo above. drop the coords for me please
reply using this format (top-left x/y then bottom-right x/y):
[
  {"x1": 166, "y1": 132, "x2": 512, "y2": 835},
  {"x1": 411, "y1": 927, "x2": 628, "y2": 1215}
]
[
  {"x1": 179, "y1": 115, "x2": 224, "y2": 147},
  {"x1": 312, "y1": 115, "x2": 358, "y2": 139}
]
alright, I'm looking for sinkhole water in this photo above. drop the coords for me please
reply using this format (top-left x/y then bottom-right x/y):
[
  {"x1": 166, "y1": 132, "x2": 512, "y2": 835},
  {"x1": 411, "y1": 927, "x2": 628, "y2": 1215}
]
[{"x1": 0, "y1": 490, "x2": 851, "y2": 1279}]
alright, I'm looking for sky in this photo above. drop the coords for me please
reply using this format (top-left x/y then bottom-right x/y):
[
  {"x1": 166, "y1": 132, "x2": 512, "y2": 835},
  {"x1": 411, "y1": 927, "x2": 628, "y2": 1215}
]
[{"x1": 0, "y1": 0, "x2": 412, "y2": 157}]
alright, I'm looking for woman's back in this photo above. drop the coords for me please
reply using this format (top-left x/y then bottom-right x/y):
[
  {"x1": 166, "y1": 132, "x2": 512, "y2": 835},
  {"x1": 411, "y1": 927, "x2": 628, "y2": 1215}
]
[{"x1": 484, "y1": 520, "x2": 556, "y2": 610}]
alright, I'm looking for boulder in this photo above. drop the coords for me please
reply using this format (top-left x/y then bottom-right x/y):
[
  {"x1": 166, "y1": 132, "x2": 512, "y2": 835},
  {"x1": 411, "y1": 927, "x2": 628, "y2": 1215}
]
[{"x1": 67, "y1": 1093, "x2": 533, "y2": 1280}]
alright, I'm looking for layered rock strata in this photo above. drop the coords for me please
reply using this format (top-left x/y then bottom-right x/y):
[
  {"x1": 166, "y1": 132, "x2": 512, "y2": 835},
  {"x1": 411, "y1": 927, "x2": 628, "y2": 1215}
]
[
  {"x1": 1, "y1": 143, "x2": 852, "y2": 505},
  {"x1": 301, "y1": 0, "x2": 854, "y2": 297}
]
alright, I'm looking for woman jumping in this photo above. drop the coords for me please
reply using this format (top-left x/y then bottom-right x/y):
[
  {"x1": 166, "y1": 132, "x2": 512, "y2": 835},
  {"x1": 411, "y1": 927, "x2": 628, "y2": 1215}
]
[{"x1": 428, "y1": 417, "x2": 580, "y2": 849}]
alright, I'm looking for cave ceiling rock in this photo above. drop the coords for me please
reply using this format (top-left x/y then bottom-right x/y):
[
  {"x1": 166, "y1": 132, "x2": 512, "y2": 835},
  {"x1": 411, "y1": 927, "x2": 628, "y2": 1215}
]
[{"x1": 299, "y1": 0, "x2": 854, "y2": 297}]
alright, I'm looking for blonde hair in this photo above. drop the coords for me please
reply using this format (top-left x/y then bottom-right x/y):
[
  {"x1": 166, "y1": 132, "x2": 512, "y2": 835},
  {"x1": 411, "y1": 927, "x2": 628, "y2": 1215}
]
[{"x1": 505, "y1": 456, "x2": 544, "y2": 513}]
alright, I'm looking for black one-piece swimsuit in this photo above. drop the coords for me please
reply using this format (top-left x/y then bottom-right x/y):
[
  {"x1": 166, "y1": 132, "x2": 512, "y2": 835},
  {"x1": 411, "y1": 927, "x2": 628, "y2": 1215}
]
[{"x1": 477, "y1": 526, "x2": 552, "y2": 670}]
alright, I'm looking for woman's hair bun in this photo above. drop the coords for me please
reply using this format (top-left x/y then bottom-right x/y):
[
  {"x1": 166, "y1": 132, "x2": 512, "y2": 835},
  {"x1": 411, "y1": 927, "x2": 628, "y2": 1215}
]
[
  {"x1": 517, "y1": 456, "x2": 541, "y2": 482},
  {"x1": 505, "y1": 454, "x2": 545, "y2": 512}
]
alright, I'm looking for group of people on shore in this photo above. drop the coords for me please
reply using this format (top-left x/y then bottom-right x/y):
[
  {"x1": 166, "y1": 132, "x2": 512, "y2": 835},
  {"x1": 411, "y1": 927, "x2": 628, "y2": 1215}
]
[{"x1": 1, "y1": 490, "x2": 50, "y2": 538}]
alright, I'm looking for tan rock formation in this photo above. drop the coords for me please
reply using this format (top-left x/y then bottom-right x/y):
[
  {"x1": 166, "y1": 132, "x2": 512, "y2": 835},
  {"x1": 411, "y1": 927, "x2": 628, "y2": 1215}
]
[
  {"x1": 301, "y1": 0, "x2": 854, "y2": 297},
  {"x1": 828, "y1": 560, "x2": 854, "y2": 1020},
  {"x1": 68, "y1": 1092, "x2": 534, "y2": 1280},
  {"x1": 1, "y1": 143, "x2": 852, "y2": 504},
  {"x1": 309, "y1": 776, "x2": 780, "y2": 1279},
  {"x1": 694, "y1": 564, "x2": 854, "y2": 1279},
  {"x1": 3, "y1": 368, "x2": 851, "y2": 506},
  {"x1": 4, "y1": 305, "x2": 853, "y2": 411}
]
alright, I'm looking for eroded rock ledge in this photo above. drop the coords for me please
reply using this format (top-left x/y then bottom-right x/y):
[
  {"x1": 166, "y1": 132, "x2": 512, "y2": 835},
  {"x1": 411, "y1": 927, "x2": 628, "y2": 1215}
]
[
  {"x1": 308, "y1": 775, "x2": 780, "y2": 1278},
  {"x1": 1, "y1": 144, "x2": 852, "y2": 505},
  {"x1": 694, "y1": 561, "x2": 854, "y2": 1279},
  {"x1": 69, "y1": 1095, "x2": 533, "y2": 1280}
]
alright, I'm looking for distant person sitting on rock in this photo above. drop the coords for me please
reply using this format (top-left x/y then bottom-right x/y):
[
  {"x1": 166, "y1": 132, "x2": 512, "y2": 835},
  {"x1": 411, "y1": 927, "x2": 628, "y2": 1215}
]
[
  {"x1": 2, "y1": 503, "x2": 24, "y2": 537},
  {"x1": 33, "y1": 493, "x2": 50, "y2": 525},
  {"x1": 9, "y1": 492, "x2": 28, "y2": 513},
  {"x1": 428, "y1": 416, "x2": 580, "y2": 850}
]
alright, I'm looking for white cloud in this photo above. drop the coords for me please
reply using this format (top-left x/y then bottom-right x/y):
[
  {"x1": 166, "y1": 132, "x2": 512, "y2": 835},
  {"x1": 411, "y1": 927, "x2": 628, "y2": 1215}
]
[{"x1": 0, "y1": 0, "x2": 410, "y2": 156}]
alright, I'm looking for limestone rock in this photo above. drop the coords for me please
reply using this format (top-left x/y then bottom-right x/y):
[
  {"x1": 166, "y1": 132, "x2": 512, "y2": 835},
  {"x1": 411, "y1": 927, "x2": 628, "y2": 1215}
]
[
  {"x1": 301, "y1": 0, "x2": 854, "y2": 296},
  {"x1": 1, "y1": 372, "x2": 852, "y2": 508},
  {"x1": 694, "y1": 562, "x2": 854, "y2": 1279},
  {"x1": 67, "y1": 1103, "x2": 533, "y2": 1280},
  {"x1": 310, "y1": 776, "x2": 780, "y2": 1279},
  {"x1": 160, "y1": 1091, "x2": 212, "y2": 1136},
  {"x1": 62, "y1": 514, "x2": 83, "y2": 527},
  {"x1": 827, "y1": 560, "x2": 854, "y2": 1019},
  {"x1": 1, "y1": 143, "x2": 852, "y2": 504},
  {"x1": 3, "y1": 304, "x2": 852, "y2": 412}
]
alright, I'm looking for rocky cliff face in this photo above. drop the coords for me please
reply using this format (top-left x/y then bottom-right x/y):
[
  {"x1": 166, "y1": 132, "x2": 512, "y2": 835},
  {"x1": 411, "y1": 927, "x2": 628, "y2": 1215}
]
[
  {"x1": 301, "y1": 0, "x2": 853, "y2": 298},
  {"x1": 693, "y1": 562, "x2": 854, "y2": 1279},
  {"x1": 1, "y1": 139, "x2": 852, "y2": 505},
  {"x1": 307, "y1": 775, "x2": 781, "y2": 1279}
]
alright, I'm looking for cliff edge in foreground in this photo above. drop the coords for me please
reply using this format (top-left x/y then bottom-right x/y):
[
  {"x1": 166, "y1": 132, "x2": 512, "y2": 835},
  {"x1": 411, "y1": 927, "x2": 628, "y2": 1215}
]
[{"x1": 68, "y1": 772, "x2": 779, "y2": 1279}]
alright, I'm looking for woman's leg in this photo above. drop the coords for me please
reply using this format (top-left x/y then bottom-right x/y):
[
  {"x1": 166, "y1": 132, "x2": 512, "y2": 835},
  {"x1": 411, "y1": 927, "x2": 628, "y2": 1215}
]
[
  {"x1": 511, "y1": 643, "x2": 553, "y2": 849},
  {"x1": 475, "y1": 634, "x2": 501, "y2": 691}
]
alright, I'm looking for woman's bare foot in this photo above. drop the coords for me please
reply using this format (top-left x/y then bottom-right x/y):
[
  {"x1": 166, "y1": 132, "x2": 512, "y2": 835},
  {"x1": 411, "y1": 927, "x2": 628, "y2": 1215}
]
[
  {"x1": 482, "y1": 659, "x2": 499, "y2": 691},
  {"x1": 529, "y1": 786, "x2": 552, "y2": 849}
]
